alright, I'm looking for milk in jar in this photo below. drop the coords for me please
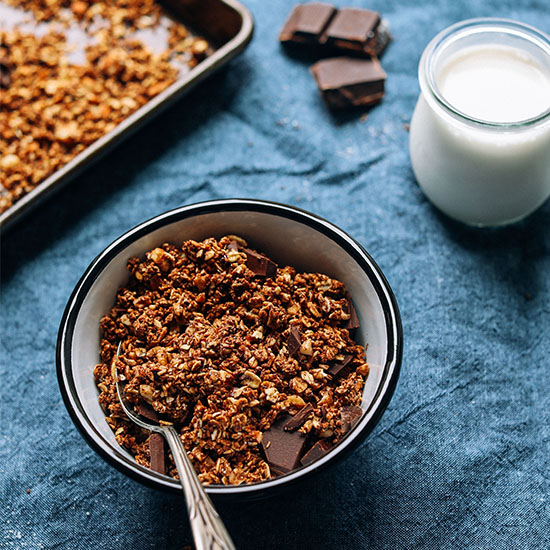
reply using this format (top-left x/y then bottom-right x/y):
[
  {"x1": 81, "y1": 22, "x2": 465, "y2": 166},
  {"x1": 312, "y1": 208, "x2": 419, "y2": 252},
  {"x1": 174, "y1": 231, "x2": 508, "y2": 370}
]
[{"x1": 409, "y1": 19, "x2": 550, "y2": 226}]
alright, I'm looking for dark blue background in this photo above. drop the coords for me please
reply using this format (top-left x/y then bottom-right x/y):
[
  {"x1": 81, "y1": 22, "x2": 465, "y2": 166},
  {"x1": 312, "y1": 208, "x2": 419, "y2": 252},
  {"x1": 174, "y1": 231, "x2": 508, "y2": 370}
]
[{"x1": 1, "y1": 1, "x2": 549, "y2": 548}]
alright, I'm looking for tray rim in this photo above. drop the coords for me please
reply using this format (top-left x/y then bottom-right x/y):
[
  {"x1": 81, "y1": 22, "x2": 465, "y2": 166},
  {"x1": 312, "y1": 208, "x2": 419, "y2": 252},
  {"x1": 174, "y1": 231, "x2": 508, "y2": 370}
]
[{"x1": 0, "y1": 0, "x2": 254, "y2": 232}]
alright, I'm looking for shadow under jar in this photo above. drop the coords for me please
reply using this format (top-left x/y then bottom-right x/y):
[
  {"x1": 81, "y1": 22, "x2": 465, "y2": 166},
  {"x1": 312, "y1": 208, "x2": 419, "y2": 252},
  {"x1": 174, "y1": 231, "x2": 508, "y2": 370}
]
[{"x1": 410, "y1": 18, "x2": 550, "y2": 227}]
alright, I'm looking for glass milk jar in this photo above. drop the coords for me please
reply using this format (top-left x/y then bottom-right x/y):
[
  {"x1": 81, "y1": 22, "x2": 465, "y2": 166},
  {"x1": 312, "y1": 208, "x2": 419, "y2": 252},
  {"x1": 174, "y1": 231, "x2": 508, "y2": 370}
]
[{"x1": 409, "y1": 19, "x2": 550, "y2": 226}]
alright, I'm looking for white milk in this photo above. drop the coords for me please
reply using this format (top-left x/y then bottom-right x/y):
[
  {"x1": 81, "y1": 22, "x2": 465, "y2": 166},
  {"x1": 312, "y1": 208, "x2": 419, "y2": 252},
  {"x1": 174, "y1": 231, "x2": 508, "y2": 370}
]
[
  {"x1": 410, "y1": 19, "x2": 550, "y2": 226},
  {"x1": 438, "y1": 46, "x2": 550, "y2": 123}
]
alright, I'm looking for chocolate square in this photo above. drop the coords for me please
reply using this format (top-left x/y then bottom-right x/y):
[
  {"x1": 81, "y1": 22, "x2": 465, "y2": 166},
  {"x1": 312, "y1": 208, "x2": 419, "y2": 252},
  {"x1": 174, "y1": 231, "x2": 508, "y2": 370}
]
[
  {"x1": 149, "y1": 433, "x2": 166, "y2": 474},
  {"x1": 283, "y1": 403, "x2": 314, "y2": 431},
  {"x1": 344, "y1": 294, "x2": 360, "y2": 331},
  {"x1": 300, "y1": 439, "x2": 333, "y2": 466},
  {"x1": 137, "y1": 403, "x2": 159, "y2": 423},
  {"x1": 262, "y1": 415, "x2": 308, "y2": 473},
  {"x1": 287, "y1": 326, "x2": 302, "y2": 356},
  {"x1": 327, "y1": 353, "x2": 353, "y2": 377},
  {"x1": 279, "y1": 3, "x2": 337, "y2": 45},
  {"x1": 341, "y1": 405, "x2": 363, "y2": 434},
  {"x1": 242, "y1": 247, "x2": 278, "y2": 278},
  {"x1": 321, "y1": 8, "x2": 381, "y2": 53},
  {"x1": 310, "y1": 57, "x2": 386, "y2": 109}
]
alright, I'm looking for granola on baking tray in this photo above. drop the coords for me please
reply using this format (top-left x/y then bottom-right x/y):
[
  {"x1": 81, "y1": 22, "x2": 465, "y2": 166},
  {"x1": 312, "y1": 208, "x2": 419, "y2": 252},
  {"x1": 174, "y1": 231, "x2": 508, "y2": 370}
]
[
  {"x1": 0, "y1": 0, "x2": 212, "y2": 213},
  {"x1": 94, "y1": 236, "x2": 369, "y2": 485}
]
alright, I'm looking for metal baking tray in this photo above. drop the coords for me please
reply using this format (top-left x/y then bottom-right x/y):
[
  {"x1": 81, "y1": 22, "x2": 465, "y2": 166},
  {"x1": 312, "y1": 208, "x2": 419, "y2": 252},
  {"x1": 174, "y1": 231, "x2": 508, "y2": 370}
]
[{"x1": 0, "y1": 0, "x2": 253, "y2": 231}]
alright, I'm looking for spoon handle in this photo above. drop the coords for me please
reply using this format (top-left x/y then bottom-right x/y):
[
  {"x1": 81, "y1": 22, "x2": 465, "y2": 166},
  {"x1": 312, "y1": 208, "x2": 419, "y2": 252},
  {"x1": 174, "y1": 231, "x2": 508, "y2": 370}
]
[{"x1": 163, "y1": 427, "x2": 236, "y2": 550}]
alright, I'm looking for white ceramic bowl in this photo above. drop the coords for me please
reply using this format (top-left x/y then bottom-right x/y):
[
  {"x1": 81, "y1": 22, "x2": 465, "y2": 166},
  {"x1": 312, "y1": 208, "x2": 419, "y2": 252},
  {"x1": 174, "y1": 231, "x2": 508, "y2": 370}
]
[{"x1": 57, "y1": 199, "x2": 402, "y2": 498}]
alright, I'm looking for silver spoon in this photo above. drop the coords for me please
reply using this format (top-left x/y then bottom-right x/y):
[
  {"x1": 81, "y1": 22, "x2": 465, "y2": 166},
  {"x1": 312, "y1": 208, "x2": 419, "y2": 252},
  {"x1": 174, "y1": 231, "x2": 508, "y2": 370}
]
[{"x1": 115, "y1": 343, "x2": 236, "y2": 550}]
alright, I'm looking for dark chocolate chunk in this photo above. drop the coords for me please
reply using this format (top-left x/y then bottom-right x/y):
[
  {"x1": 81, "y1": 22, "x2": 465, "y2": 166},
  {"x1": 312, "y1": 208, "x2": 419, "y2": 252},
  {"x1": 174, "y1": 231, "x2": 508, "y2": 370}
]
[
  {"x1": 279, "y1": 3, "x2": 336, "y2": 45},
  {"x1": 283, "y1": 403, "x2": 314, "y2": 431},
  {"x1": 341, "y1": 405, "x2": 363, "y2": 434},
  {"x1": 300, "y1": 439, "x2": 333, "y2": 466},
  {"x1": 327, "y1": 353, "x2": 353, "y2": 377},
  {"x1": 268, "y1": 464, "x2": 287, "y2": 478},
  {"x1": 344, "y1": 294, "x2": 360, "y2": 330},
  {"x1": 262, "y1": 415, "x2": 308, "y2": 473},
  {"x1": 137, "y1": 403, "x2": 159, "y2": 423},
  {"x1": 321, "y1": 8, "x2": 380, "y2": 53},
  {"x1": 320, "y1": 9, "x2": 391, "y2": 58},
  {"x1": 287, "y1": 326, "x2": 302, "y2": 356},
  {"x1": 280, "y1": 5, "x2": 391, "y2": 58},
  {"x1": 310, "y1": 57, "x2": 386, "y2": 109},
  {"x1": 242, "y1": 248, "x2": 278, "y2": 278},
  {"x1": 0, "y1": 58, "x2": 12, "y2": 89},
  {"x1": 149, "y1": 433, "x2": 166, "y2": 474}
]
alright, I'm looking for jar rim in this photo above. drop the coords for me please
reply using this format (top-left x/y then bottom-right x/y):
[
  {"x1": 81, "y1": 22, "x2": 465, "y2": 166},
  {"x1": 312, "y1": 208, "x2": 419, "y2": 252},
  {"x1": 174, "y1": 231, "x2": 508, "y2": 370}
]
[{"x1": 419, "y1": 18, "x2": 550, "y2": 129}]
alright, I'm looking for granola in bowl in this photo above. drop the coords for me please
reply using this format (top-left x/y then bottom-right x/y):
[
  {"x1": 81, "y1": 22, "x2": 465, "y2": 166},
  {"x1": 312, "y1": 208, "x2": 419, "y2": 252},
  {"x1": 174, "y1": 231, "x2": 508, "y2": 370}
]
[{"x1": 94, "y1": 235, "x2": 369, "y2": 485}]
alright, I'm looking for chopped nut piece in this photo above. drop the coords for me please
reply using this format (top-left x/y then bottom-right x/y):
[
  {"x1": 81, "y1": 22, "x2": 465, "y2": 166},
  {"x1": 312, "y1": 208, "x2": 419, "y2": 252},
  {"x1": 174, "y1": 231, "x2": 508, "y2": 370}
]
[
  {"x1": 226, "y1": 250, "x2": 241, "y2": 263},
  {"x1": 264, "y1": 387, "x2": 280, "y2": 403},
  {"x1": 241, "y1": 370, "x2": 261, "y2": 389},
  {"x1": 300, "y1": 339, "x2": 313, "y2": 356},
  {"x1": 191, "y1": 39, "x2": 209, "y2": 57},
  {"x1": 290, "y1": 377, "x2": 308, "y2": 393},
  {"x1": 251, "y1": 327, "x2": 264, "y2": 340},
  {"x1": 0, "y1": 154, "x2": 20, "y2": 171},
  {"x1": 286, "y1": 395, "x2": 307, "y2": 407},
  {"x1": 71, "y1": 1, "x2": 88, "y2": 17},
  {"x1": 357, "y1": 363, "x2": 369, "y2": 376},
  {"x1": 224, "y1": 235, "x2": 248, "y2": 247},
  {"x1": 139, "y1": 384, "x2": 155, "y2": 404}
]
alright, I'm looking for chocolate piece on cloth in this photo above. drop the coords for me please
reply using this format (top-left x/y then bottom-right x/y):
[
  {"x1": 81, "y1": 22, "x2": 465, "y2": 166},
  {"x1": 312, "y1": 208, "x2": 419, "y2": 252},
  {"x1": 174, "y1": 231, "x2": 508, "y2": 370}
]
[
  {"x1": 262, "y1": 415, "x2": 308, "y2": 474},
  {"x1": 279, "y1": 3, "x2": 337, "y2": 46},
  {"x1": 149, "y1": 433, "x2": 166, "y2": 474},
  {"x1": 283, "y1": 403, "x2": 314, "y2": 431},
  {"x1": 341, "y1": 405, "x2": 363, "y2": 434},
  {"x1": 287, "y1": 326, "x2": 302, "y2": 356},
  {"x1": 279, "y1": 4, "x2": 391, "y2": 58},
  {"x1": 321, "y1": 8, "x2": 391, "y2": 57},
  {"x1": 242, "y1": 247, "x2": 278, "y2": 277},
  {"x1": 327, "y1": 353, "x2": 353, "y2": 377},
  {"x1": 310, "y1": 57, "x2": 386, "y2": 109},
  {"x1": 300, "y1": 439, "x2": 333, "y2": 466}
]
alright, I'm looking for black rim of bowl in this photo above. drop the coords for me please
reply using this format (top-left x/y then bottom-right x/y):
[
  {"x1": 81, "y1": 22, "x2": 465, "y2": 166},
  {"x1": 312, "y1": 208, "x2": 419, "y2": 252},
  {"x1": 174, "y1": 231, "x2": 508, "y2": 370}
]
[{"x1": 56, "y1": 198, "x2": 403, "y2": 497}]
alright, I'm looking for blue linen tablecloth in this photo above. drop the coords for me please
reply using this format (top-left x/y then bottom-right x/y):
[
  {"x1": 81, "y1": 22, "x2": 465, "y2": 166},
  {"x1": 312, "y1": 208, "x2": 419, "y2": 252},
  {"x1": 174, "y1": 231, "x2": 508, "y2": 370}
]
[{"x1": 1, "y1": 0, "x2": 549, "y2": 548}]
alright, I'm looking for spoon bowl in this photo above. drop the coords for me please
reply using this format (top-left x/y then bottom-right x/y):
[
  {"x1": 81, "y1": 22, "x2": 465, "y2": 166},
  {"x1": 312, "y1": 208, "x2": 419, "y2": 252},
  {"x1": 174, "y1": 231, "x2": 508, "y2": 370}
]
[{"x1": 114, "y1": 342, "x2": 236, "y2": 550}]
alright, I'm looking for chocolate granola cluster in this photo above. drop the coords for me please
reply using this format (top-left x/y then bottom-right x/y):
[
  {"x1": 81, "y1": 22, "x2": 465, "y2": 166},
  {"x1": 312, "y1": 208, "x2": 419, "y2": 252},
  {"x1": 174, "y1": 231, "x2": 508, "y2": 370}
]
[{"x1": 94, "y1": 236, "x2": 369, "y2": 485}]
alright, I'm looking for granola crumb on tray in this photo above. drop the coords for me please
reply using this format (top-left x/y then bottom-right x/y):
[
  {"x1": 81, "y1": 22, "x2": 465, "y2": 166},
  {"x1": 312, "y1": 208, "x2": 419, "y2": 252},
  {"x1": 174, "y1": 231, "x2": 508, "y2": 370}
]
[{"x1": 94, "y1": 236, "x2": 369, "y2": 485}]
